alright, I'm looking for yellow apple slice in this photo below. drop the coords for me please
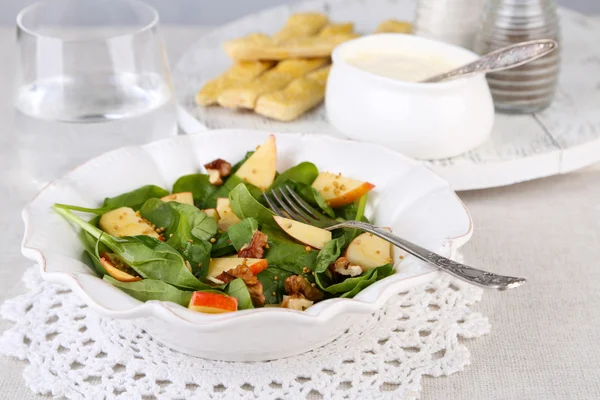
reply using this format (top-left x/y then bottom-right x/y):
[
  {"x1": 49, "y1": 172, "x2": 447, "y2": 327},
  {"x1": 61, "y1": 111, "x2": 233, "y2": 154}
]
[
  {"x1": 234, "y1": 135, "x2": 277, "y2": 191},
  {"x1": 207, "y1": 257, "x2": 267, "y2": 279},
  {"x1": 202, "y1": 208, "x2": 219, "y2": 222},
  {"x1": 99, "y1": 207, "x2": 159, "y2": 238},
  {"x1": 188, "y1": 292, "x2": 238, "y2": 313},
  {"x1": 345, "y1": 231, "x2": 392, "y2": 270},
  {"x1": 311, "y1": 172, "x2": 375, "y2": 208},
  {"x1": 161, "y1": 192, "x2": 194, "y2": 205},
  {"x1": 273, "y1": 216, "x2": 331, "y2": 249},
  {"x1": 216, "y1": 198, "x2": 242, "y2": 231},
  {"x1": 99, "y1": 253, "x2": 141, "y2": 282}
]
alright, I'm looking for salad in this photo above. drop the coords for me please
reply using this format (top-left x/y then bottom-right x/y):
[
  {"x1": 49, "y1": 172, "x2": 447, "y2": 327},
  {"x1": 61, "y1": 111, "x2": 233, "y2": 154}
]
[{"x1": 54, "y1": 135, "x2": 396, "y2": 314}]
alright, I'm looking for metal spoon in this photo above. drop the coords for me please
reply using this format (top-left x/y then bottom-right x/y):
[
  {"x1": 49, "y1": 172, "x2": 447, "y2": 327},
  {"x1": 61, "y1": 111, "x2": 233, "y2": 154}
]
[{"x1": 422, "y1": 39, "x2": 559, "y2": 83}]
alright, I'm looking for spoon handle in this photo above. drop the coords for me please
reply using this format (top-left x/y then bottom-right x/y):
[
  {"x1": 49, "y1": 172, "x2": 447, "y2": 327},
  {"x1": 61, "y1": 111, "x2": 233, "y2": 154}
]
[{"x1": 423, "y1": 39, "x2": 559, "y2": 83}]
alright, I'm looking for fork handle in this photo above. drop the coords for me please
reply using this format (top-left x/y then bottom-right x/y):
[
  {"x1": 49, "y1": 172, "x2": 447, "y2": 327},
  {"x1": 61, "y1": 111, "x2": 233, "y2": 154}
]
[{"x1": 332, "y1": 221, "x2": 526, "y2": 290}]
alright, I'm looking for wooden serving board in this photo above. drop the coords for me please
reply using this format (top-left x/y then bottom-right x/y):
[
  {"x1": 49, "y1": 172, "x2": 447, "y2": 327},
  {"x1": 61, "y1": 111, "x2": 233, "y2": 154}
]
[{"x1": 173, "y1": 0, "x2": 600, "y2": 191}]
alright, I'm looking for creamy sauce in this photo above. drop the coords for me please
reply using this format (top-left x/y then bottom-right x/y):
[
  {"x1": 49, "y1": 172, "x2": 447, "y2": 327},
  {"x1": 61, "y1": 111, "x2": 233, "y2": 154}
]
[{"x1": 346, "y1": 52, "x2": 457, "y2": 82}]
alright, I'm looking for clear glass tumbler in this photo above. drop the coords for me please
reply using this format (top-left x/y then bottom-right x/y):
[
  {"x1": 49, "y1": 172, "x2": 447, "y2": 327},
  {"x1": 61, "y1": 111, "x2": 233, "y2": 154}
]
[{"x1": 15, "y1": 0, "x2": 177, "y2": 188}]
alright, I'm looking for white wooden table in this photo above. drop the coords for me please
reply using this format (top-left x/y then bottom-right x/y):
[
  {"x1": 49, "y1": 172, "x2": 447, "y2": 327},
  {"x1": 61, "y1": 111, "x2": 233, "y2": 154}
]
[{"x1": 1, "y1": 25, "x2": 600, "y2": 399}]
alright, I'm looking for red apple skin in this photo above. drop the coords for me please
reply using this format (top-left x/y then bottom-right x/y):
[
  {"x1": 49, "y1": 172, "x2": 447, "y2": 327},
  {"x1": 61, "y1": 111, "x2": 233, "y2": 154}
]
[
  {"x1": 248, "y1": 259, "x2": 268, "y2": 275},
  {"x1": 188, "y1": 292, "x2": 238, "y2": 313}
]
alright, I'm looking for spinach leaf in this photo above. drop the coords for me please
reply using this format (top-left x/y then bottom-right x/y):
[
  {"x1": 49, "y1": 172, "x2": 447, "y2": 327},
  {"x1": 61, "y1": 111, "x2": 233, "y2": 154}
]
[
  {"x1": 270, "y1": 162, "x2": 318, "y2": 189},
  {"x1": 294, "y1": 182, "x2": 335, "y2": 218},
  {"x1": 201, "y1": 175, "x2": 263, "y2": 209},
  {"x1": 83, "y1": 249, "x2": 106, "y2": 277},
  {"x1": 226, "y1": 278, "x2": 254, "y2": 310},
  {"x1": 181, "y1": 240, "x2": 212, "y2": 278},
  {"x1": 328, "y1": 264, "x2": 394, "y2": 298},
  {"x1": 338, "y1": 193, "x2": 369, "y2": 243},
  {"x1": 172, "y1": 174, "x2": 217, "y2": 206},
  {"x1": 314, "y1": 237, "x2": 347, "y2": 290},
  {"x1": 54, "y1": 205, "x2": 211, "y2": 291},
  {"x1": 229, "y1": 184, "x2": 278, "y2": 228},
  {"x1": 140, "y1": 200, "x2": 217, "y2": 248},
  {"x1": 103, "y1": 276, "x2": 193, "y2": 306},
  {"x1": 229, "y1": 184, "x2": 317, "y2": 276},
  {"x1": 102, "y1": 185, "x2": 169, "y2": 211},
  {"x1": 210, "y1": 232, "x2": 236, "y2": 257},
  {"x1": 257, "y1": 266, "x2": 292, "y2": 304},
  {"x1": 227, "y1": 218, "x2": 259, "y2": 251}
]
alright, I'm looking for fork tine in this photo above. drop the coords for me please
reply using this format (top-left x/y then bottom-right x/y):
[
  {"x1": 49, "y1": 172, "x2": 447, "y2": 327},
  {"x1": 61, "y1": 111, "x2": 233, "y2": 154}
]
[
  {"x1": 279, "y1": 187, "x2": 319, "y2": 223},
  {"x1": 264, "y1": 192, "x2": 287, "y2": 218},
  {"x1": 271, "y1": 189, "x2": 310, "y2": 223},
  {"x1": 283, "y1": 185, "x2": 322, "y2": 220}
]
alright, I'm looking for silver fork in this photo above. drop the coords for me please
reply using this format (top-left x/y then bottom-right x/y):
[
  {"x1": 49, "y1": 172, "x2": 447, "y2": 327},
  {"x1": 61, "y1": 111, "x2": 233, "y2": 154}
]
[{"x1": 264, "y1": 185, "x2": 526, "y2": 290}]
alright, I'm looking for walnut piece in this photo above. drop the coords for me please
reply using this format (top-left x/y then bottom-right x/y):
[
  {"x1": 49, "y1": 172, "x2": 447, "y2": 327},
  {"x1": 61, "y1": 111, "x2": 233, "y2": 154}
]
[
  {"x1": 281, "y1": 294, "x2": 314, "y2": 311},
  {"x1": 215, "y1": 264, "x2": 265, "y2": 307},
  {"x1": 204, "y1": 158, "x2": 232, "y2": 186},
  {"x1": 285, "y1": 275, "x2": 324, "y2": 301},
  {"x1": 332, "y1": 256, "x2": 363, "y2": 277},
  {"x1": 238, "y1": 230, "x2": 269, "y2": 259}
]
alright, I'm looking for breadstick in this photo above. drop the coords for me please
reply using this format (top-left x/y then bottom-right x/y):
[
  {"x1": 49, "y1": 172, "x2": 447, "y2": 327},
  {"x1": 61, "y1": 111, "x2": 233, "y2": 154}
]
[
  {"x1": 375, "y1": 20, "x2": 413, "y2": 34},
  {"x1": 223, "y1": 33, "x2": 358, "y2": 61},
  {"x1": 196, "y1": 12, "x2": 328, "y2": 106},
  {"x1": 255, "y1": 66, "x2": 331, "y2": 121},
  {"x1": 217, "y1": 58, "x2": 328, "y2": 109}
]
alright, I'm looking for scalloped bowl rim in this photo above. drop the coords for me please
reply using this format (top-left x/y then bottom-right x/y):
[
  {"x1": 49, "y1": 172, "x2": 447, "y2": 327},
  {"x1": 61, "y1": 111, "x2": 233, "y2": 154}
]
[{"x1": 21, "y1": 130, "x2": 472, "y2": 331}]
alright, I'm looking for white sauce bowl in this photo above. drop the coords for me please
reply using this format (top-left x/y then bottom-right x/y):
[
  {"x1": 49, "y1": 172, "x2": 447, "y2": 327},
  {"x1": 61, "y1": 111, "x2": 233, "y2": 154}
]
[{"x1": 326, "y1": 34, "x2": 494, "y2": 160}]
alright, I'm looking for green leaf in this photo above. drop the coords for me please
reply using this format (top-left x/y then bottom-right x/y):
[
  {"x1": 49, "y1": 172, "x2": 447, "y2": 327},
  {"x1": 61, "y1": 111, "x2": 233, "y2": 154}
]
[
  {"x1": 227, "y1": 218, "x2": 259, "y2": 251},
  {"x1": 270, "y1": 162, "x2": 318, "y2": 189},
  {"x1": 314, "y1": 237, "x2": 347, "y2": 290},
  {"x1": 229, "y1": 184, "x2": 277, "y2": 228},
  {"x1": 180, "y1": 240, "x2": 212, "y2": 278},
  {"x1": 102, "y1": 185, "x2": 169, "y2": 211},
  {"x1": 333, "y1": 264, "x2": 395, "y2": 298},
  {"x1": 226, "y1": 278, "x2": 254, "y2": 310},
  {"x1": 294, "y1": 182, "x2": 335, "y2": 218},
  {"x1": 103, "y1": 276, "x2": 194, "y2": 306},
  {"x1": 339, "y1": 193, "x2": 369, "y2": 242},
  {"x1": 210, "y1": 232, "x2": 236, "y2": 257},
  {"x1": 203, "y1": 175, "x2": 264, "y2": 209},
  {"x1": 54, "y1": 205, "x2": 210, "y2": 291},
  {"x1": 257, "y1": 266, "x2": 292, "y2": 304},
  {"x1": 83, "y1": 249, "x2": 106, "y2": 277},
  {"x1": 172, "y1": 174, "x2": 217, "y2": 207},
  {"x1": 140, "y1": 200, "x2": 218, "y2": 249}
]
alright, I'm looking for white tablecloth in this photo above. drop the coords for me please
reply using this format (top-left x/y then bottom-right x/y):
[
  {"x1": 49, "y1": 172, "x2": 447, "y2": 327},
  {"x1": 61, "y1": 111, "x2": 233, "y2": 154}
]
[{"x1": 0, "y1": 25, "x2": 599, "y2": 399}]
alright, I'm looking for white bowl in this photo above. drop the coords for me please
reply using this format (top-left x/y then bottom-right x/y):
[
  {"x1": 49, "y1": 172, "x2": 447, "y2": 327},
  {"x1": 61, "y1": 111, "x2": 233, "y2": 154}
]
[
  {"x1": 21, "y1": 130, "x2": 472, "y2": 361},
  {"x1": 326, "y1": 34, "x2": 495, "y2": 160}
]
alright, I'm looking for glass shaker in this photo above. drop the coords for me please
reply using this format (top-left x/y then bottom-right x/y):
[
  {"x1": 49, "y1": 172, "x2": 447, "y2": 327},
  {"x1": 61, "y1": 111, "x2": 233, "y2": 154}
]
[
  {"x1": 415, "y1": 0, "x2": 485, "y2": 50},
  {"x1": 475, "y1": 0, "x2": 560, "y2": 113}
]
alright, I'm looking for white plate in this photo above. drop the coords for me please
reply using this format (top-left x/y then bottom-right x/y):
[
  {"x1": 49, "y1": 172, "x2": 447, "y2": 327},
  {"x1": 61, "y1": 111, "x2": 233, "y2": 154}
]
[
  {"x1": 21, "y1": 130, "x2": 472, "y2": 361},
  {"x1": 173, "y1": 0, "x2": 600, "y2": 191}
]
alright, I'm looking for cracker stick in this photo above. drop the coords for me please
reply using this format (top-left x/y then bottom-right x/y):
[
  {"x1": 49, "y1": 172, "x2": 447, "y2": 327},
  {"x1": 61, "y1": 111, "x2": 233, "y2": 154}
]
[
  {"x1": 217, "y1": 58, "x2": 328, "y2": 109},
  {"x1": 255, "y1": 66, "x2": 331, "y2": 121},
  {"x1": 224, "y1": 33, "x2": 358, "y2": 61},
  {"x1": 375, "y1": 20, "x2": 413, "y2": 34},
  {"x1": 196, "y1": 12, "x2": 327, "y2": 106},
  {"x1": 273, "y1": 12, "x2": 329, "y2": 43},
  {"x1": 318, "y1": 22, "x2": 354, "y2": 37}
]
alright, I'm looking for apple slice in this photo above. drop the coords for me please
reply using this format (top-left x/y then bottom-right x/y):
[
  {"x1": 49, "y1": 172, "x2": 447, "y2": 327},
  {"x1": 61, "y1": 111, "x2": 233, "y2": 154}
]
[
  {"x1": 273, "y1": 216, "x2": 331, "y2": 249},
  {"x1": 216, "y1": 198, "x2": 241, "y2": 231},
  {"x1": 345, "y1": 231, "x2": 392, "y2": 270},
  {"x1": 99, "y1": 207, "x2": 159, "y2": 238},
  {"x1": 99, "y1": 253, "x2": 141, "y2": 282},
  {"x1": 234, "y1": 135, "x2": 277, "y2": 191},
  {"x1": 207, "y1": 257, "x2": 268, "y2": 279},
  {"x1": 202, "y1": 208, "x2": 220, "y2": 222},
  {"x1": 161, "y1": 192, "x2": 194, "y2": 205},
  {"x1": 188, "y1": 291, "x2": 238, "y2": 314},
  {"x1": 311, "y1": 172, "x2": 375, "y2": 208}
]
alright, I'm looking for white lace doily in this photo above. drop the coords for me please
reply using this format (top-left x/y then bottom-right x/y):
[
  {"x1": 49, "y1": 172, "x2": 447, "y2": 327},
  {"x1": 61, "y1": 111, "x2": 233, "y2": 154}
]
[{"x1": 0, "y1": 264, "x2": 489, "y2": 399}]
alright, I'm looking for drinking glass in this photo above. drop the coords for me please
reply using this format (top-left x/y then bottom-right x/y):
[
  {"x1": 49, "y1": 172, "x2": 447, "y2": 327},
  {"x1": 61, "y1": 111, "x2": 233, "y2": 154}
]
[{"x1": 15, "y1": 0, "x2": 177, "y2": 188}]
